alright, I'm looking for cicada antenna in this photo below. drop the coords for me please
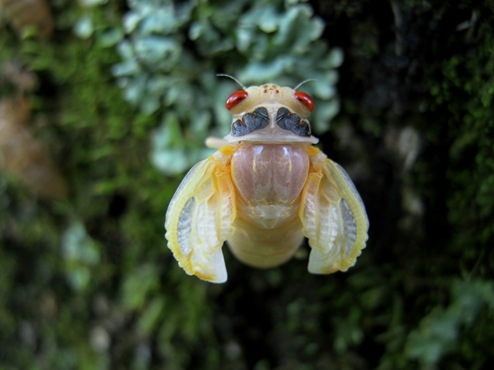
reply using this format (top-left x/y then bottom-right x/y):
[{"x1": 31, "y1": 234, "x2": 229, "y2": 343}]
[
  {"x1": 216, "y1": 74, "x2": 247, "y2": 90},
  {"x1": 293, "y1": 79, "x2": 316, "y2": 91}
]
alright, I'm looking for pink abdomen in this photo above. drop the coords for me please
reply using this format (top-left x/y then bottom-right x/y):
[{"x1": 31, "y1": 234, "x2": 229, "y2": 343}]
[{"x1": 228, "y1": 143, "x2": 309, "y2": 267}]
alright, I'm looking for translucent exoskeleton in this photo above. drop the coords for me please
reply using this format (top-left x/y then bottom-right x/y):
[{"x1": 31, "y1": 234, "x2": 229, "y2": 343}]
[{"x1": 165, "y1": 79, "x2": 369, "y2": 283}]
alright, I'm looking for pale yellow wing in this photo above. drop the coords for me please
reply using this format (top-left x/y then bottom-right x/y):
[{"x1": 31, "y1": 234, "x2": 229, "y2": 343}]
[
  {"x1": 300, "y1": 149, "x2": 369, "y2": 274},
  {"x1": 165, "y1": 151, "x2": 235, "y2": 283}
]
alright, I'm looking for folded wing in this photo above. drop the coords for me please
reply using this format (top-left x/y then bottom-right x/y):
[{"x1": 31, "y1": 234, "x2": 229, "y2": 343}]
[
  {"x1": 165, "y1": 153, "x2": 235, "y2": 283},
  {"x1": 300, "y1": 150, "x2": 369, "y2": 274}
]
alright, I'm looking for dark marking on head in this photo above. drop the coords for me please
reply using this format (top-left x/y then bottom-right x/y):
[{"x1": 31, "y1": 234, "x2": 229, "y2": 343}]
[
  {"x1": 276, "y1": 108, "x2": 311, "y2": 137},
  {"x1": 231, "y1": 107, "x2": 270, "y2": 136}
]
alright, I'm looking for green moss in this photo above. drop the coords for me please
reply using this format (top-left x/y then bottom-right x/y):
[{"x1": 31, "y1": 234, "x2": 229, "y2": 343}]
[{"x1": 427, "y1": 12, "x2": 494, "y2": 274}]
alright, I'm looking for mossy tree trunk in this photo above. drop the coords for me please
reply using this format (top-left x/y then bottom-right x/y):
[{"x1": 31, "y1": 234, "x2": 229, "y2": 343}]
[{"x1": 0, "y1": 1, "x2": 492, "y2": 369}]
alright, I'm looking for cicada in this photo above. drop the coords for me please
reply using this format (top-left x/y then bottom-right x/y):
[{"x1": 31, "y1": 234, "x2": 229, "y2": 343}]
[{"x1": 165, "y1": 78, "x2": 369, "y2": 283}]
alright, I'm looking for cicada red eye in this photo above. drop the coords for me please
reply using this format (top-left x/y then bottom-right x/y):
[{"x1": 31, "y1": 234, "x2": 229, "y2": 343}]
[
  {"x1": 226, "y1": 90, "x2": 249, "y2": 110},
  {"x1": 294, "y1": 91, "x2": 315, "y2": 112}
]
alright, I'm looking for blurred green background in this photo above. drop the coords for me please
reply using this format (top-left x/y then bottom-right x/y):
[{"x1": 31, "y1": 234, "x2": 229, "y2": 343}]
[{"x1": 1, "y1": 0, "x2": 493, "y2": 369}]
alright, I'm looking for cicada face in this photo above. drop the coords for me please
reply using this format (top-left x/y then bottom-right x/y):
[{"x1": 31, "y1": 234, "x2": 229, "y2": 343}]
[
  {"x1": 165, "y1": 81, "x2": 369, "y2": 283},
  {"x1": 223, "y1": 84, "x2": 319, "y2": 144}
]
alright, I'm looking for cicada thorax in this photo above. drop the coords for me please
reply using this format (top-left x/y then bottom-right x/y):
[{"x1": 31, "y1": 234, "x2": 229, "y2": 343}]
[{"x1": 227, "y1": 142, "x2": 310, "y2": 268}]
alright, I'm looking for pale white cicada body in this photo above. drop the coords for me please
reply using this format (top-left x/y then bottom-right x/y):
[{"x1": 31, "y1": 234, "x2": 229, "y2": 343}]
[{"x1": 165, "y1": 80, "x2": 369, "y2": 283}]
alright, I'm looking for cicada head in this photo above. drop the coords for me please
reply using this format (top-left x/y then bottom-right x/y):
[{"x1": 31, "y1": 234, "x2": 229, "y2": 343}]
[{"x1": 223, "y1": 83, "x2": 319, "y2": 144}]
